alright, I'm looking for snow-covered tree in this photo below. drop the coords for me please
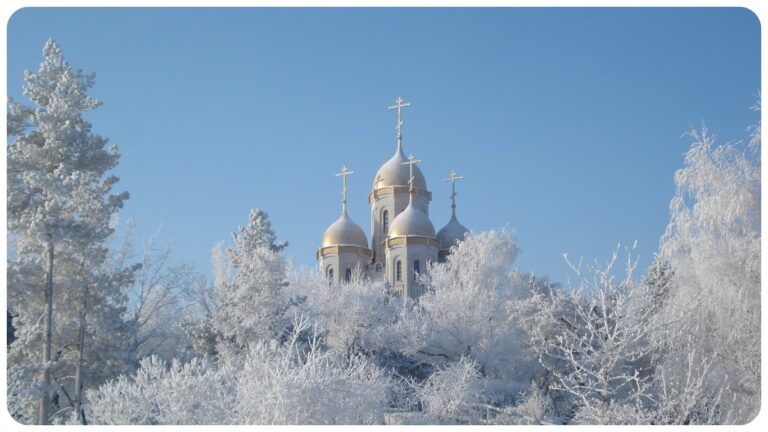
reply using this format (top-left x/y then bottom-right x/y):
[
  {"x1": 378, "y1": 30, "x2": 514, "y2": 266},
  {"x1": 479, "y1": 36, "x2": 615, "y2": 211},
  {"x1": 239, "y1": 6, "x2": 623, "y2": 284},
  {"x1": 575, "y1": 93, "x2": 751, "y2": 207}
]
[
  {"x1": 491, "y1": 383, "x2": 556, "y2": 425},
  {"x1": 188, "y1": 209, "x2": 291, "y2": 357},
  {"x1": 416, "y1": 357, "x2": 485, "y2": 424},
  {"x1": 7, "y1": 39, "x2": 137, "y2": 424},
  {"x1": 123, "y1": 228, "x2": 200, "y2": 363},
  {"x1": 523, "y1": 246, "x2": 658, "y2": 424},
  {"x1": 397, "y1": 230, "x2": 534, "y2": 379},
  {"x1": 655, "y1": 116, "x2": 760, "y2": 423},
  {"x1": 86, "y1": 316, "x2": 395, "y2": 424},
  {"x1": 288, "y1": 267, "x2": 398, "y2": 360}
]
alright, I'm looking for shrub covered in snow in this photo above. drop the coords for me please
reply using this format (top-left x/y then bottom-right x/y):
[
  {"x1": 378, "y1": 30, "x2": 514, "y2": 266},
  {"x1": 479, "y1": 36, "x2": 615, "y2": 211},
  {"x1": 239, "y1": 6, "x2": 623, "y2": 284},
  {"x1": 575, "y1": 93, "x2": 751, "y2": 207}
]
[{"x1": 87, "y1": 316, "x2": 394, "y2": 424}]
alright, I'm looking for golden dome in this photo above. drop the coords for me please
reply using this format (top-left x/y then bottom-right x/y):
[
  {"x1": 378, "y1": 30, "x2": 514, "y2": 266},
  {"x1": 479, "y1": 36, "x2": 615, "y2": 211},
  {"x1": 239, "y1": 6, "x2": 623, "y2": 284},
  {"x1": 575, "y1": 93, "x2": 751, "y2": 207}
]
[
  {"x1": 374, "y1": 145, "x2": 427, "y2": 191},
  {"x1": 388, "y1": 203, "x2": 436, "y2": 238},
  {"x1": 321, "y1": 211, "x2": 369, "y2": 248},
  {"x1": 437, "y1": 214, "x2": 469, "y2": 250}
]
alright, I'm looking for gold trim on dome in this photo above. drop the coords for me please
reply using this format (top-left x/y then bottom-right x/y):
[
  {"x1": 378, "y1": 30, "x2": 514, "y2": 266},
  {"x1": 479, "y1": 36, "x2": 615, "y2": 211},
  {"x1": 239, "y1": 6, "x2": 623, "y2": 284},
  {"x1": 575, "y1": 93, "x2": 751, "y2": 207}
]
[
  {"x1": 316, "y1": 245, "x2": 373, "y2": 261},
  {"x1": 385, "y1": 236, "x2": 440, "y2": 249}
]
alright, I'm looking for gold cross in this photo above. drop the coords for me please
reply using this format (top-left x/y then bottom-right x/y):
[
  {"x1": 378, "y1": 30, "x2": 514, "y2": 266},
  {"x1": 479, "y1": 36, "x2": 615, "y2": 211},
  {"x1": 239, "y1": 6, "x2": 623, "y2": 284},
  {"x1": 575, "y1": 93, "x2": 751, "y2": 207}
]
[
  {"x1": 387, "y1": 96, "x2": 411, "y2": 140},
  {"x1": 401, "y1": 154, "x2": 422, "y2": 191},
  {"x1": 335, "y1": 165, "x2": 354, "y2": 211},
  {"x1": 444, "y1": 170, "x2": 464, "y2": 210}
]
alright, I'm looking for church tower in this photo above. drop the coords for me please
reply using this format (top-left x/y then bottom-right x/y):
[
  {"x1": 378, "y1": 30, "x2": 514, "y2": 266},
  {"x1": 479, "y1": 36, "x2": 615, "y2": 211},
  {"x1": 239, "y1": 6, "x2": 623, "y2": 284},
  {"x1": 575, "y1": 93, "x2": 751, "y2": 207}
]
[
  {"x1": 437, "y1": 170, "x2": 470, "y2": 261},
  {"x1": 318, "y1": 96, "x2": 470, "y2": 297},
  {"x1": 368, "y1": 97, "x2": 431, "y2": 277},
  {"x1": 384, "y1": 154, "x2": 440, "y2": 298},
  {"x1": 317, "y1": 166, "x2": 372, "y2": 283}
]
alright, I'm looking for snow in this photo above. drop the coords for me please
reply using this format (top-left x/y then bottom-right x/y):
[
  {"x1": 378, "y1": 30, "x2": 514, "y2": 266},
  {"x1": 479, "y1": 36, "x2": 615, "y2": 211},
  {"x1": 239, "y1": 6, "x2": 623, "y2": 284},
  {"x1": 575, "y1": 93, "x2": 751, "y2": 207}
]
[{"x1": 7, "y1": 38, "x2": 761, "y2": 425}]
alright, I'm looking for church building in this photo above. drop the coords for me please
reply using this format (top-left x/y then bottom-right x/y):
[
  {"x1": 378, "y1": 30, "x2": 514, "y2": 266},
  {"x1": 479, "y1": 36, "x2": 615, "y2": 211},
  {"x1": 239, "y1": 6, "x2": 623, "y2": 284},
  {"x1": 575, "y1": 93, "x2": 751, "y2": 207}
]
[{"x1": 317, "y1": 97, "x2": 469, "y2": 299}]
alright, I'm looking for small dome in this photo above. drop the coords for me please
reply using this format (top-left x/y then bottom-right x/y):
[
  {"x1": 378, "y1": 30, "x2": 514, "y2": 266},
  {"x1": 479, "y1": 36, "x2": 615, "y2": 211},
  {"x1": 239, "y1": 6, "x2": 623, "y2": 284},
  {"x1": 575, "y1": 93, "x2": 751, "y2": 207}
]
[
  {"x1": 388, "y1": 204, "x2": 436, "y2": 238},
  {"x1": 373, "y1": 146, "x2": 427, "y2": 191},
  {"x1": 437, "y1": 214, "x2": 469, "y2": 250},
  {"x1": 321, "y1": 212, "x2": 369, "y2": 248}
]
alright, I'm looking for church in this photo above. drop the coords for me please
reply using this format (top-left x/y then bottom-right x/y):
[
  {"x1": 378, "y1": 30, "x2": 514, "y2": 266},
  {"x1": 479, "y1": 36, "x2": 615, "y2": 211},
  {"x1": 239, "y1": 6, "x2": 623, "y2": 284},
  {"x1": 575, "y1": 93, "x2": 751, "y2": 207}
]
[{"x1": 317, "y1": 97, "x2": 469, "y2": 298}]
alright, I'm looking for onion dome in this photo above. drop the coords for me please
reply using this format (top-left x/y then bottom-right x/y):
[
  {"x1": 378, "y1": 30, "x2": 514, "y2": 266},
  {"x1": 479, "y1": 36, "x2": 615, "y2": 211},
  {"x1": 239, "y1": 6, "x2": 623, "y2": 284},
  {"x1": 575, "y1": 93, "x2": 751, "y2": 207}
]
[
  {"x1": 321, "y1": 165, "x2": 369, "y2": 248},
  {"x1": 388, "y1": 204, "x2": 436, "y2": 238},
  {"x1": 437, "y1": 214, "x2": 469, "y2": 250},
  {"x1": 437, "y1": 169, "x2": 469, "y2": 249},
  {"x1": 321, "y1": 210, "x2": 369, "y2": 247},
  {"x1": 376, "y1": 96, "x2": 427, "y2": 191},
  {"x1": 374, "y1": 144, "x2": 427, "y2": 191},
  {"x1": 388, "y1": 154, "x2": 436, "y2": 239}
]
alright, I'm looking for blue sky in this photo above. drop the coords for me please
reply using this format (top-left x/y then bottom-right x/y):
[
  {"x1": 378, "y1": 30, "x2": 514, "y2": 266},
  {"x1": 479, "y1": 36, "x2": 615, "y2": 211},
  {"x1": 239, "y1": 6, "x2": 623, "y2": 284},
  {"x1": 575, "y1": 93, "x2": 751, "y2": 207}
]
[{"x1": 6, "y1": 8, "x2": 760, "y2": 285}]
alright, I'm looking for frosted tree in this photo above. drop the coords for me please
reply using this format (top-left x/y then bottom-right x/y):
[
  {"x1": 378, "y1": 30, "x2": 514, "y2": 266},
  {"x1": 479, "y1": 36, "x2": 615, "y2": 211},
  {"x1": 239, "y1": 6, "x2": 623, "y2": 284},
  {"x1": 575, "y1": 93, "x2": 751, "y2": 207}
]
[
  {"x1": 288, "y1": 267, "x2": 399, "y2": 360},
  {"x1": 184, "y1": 243, "x2": 227, "y2": 360},
  {"x1": 491, "y1": 384, "x2": 555, "y2": 425},
  {"x1": 415, "y1": 357, "x2": 485, "y2": 424},
  {"x1": 192, "y1": 209, "x2": 292, "y2": 354},
  {"x1": 121, "y1": 228, "x2": 200, "y2": 363},
  {"x1": 85, "y1": 316, "x2": 395, "y2": 424},
  {"x1": 656, "y1": 114, "x2": 761, "y2": 423},
  {"x1": 7, "y1": 39, "x2": 137, "y2": 424},
  {"x1": 523, "y1": 246, "x2": 658, "y2": 424},
  {"x1": 399, "y1": 230, "x2": 535, "y2": 380}
]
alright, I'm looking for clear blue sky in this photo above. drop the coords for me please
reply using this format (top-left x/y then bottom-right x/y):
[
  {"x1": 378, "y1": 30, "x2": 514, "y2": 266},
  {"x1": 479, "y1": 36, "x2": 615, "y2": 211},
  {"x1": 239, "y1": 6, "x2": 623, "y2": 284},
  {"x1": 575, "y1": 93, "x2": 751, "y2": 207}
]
[{"x1": 7, "y1": 8, "x2": 761, "y2": 286}]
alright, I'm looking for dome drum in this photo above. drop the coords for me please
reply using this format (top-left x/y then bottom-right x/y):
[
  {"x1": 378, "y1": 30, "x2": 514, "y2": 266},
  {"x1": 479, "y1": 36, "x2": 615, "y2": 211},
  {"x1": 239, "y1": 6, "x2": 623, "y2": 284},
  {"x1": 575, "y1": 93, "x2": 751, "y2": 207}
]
[
  {"x1": 385, "y1": 236, "x2": 440, "y2": 249},
  {"x1": 368, "y1": 186, "x2": 431, "y2": 203}
]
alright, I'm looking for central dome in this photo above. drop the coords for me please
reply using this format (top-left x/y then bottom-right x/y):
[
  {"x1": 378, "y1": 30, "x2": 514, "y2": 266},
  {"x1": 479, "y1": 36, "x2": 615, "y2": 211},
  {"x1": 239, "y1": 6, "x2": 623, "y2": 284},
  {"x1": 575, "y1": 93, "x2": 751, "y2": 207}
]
[
  {"x1": 321, "y1": 212, "x2": 369, "y2": 248},
  {"x1": 373, "y1": 146, "x2": 427, "y2": 191},
  {"x1": 388, "y1": 203, "x2": 436, "y2": 238}
]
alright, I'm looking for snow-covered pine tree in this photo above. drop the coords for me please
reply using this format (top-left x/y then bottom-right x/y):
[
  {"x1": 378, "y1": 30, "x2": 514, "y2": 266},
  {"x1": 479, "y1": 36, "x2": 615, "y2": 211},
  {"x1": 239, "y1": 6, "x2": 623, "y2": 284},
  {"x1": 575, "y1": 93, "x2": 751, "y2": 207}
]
[
  {"x1": 7, "y1": 39, "x2": 138, "y2": 424},
  {"x1": 188, "y1": 209, "x2": 291, "y2": 357}
]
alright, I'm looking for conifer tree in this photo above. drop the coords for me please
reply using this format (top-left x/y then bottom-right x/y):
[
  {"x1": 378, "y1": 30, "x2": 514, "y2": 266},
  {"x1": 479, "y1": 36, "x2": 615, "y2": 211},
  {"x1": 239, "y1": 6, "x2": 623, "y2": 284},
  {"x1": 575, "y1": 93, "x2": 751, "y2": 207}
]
[
  {"x1": 188, "y1": 209, "x2": 291, "y2": 358},
  {"x1": 7, "y1": 39, "x2": 138, "y2": 424}
]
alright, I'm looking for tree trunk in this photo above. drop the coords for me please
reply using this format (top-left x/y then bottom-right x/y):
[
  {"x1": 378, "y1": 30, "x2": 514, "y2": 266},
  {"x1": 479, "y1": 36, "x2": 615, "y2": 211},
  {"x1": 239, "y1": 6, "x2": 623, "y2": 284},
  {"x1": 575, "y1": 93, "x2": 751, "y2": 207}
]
[
  {"x1": 74, "y1": 264, "x2": 88, "y2": 425},
  {"x1": 37, "y1": 234, "x2": 53, "y2": 425}
]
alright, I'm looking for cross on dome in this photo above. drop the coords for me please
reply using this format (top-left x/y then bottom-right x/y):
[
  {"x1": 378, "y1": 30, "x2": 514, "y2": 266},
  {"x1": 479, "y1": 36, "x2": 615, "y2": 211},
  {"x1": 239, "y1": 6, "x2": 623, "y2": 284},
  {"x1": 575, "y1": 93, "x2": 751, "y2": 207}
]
[
  {"x1": 335, "y1": 165, "x2": 354, "y2": 213},
  {"x1": 444, "y1": 169, "x2": 464, "y2": 213},
  {"x1": 387, "y1": 96, "x2": 411, "y2": 143},
  {"x1": 401, "y1": 154, "x2": 422, "y2": 197}
]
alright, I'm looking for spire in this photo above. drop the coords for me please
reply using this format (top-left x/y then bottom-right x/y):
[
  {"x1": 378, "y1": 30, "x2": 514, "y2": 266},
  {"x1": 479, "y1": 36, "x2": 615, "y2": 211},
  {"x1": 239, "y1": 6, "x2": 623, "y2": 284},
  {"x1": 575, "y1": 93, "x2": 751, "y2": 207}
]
[
  {"x1": 444, "y1": 169, "x2": 464, "y2": 219},
  {"x1": 401, "y1": 154, "x2": 422, "y2": 205},
  {"x1": 335, "y1": 165, "x2": 354, "y2": 215},
  {"x1": 387, "y1": 96, "x2": 411, "y2": 154}
]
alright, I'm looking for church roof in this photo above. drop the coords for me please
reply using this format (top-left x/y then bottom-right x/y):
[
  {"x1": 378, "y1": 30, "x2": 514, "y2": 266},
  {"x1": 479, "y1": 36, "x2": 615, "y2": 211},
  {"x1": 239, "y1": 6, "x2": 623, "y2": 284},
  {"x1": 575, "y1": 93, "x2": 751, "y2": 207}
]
[
  {"x1": 437, "y1": 214, "x2": 469, "y2": 250},
  {"x1": 322, "y1": 165, "x2": 369, "y2": 249},
  {"x1": 373, "y1": 144, "x2": 427, "y2": 191},
  {"x1": 321, "y1": 210, "x2": 369, "y2": 248},
  {"x1": 388, "y1": 203, "x2": 436, "y2": 239},
  {"x1": 436, "y1": 169, "x2": 468, "y2": 250}
]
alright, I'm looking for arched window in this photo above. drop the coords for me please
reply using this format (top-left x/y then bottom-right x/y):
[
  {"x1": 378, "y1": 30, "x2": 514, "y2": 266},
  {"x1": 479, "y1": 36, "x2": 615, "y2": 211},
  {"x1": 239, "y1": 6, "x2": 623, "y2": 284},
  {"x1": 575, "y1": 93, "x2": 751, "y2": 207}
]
[
  {"x1": 382, "y1": 210, "x2": 389, "y2": 234},
  {"x1": 414, "y1": 260, "x2": 420, "y2": 276},
  {"x1": 327, "y1": 268, "x2": 334, "y2": 281},
  {"x1": 375, "y1": 263, "x2": 383, "y2": 272},
  {"x1": 344, "y1": 268, "x2": 352, "y2": 282},
  {"x1": 396, "y1": 260, "x2": 402, "y2": 282}
]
